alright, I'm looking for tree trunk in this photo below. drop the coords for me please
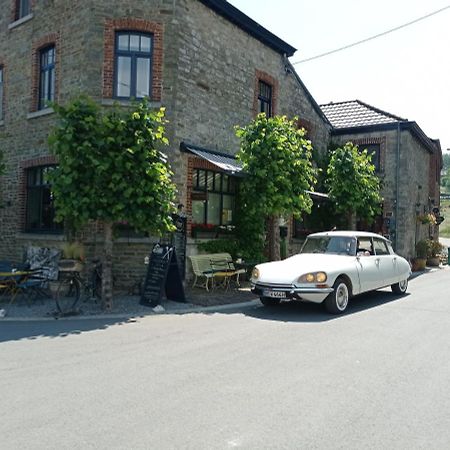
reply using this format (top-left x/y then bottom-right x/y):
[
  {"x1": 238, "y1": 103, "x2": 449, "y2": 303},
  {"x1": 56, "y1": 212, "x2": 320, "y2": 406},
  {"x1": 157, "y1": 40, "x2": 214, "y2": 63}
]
[
  {"x1": 347, "y1": 211, "x2": 356, "y2": 230},
  {"x1": 102, "y1": 221, "x2": 114, "y2": 311},
  {"x1": 268, "y1": 215, "x2": 281, "y2": 261}
]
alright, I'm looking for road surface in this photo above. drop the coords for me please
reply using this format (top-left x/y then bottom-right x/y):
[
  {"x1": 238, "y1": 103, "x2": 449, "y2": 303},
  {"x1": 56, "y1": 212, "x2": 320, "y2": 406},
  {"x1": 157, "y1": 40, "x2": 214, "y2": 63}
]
[{"x1": 1, "y1": 267, "x2": 450, "y2": 449}]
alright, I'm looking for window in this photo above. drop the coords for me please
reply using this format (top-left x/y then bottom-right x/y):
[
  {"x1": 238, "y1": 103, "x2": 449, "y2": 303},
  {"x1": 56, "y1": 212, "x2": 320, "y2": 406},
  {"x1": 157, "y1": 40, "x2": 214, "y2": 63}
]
[
  {"x1": 39, "y1": 46, "x2": 55, "y2": 110},
  {"x1": 0, "y1": 67, "x2": 3, "y2": 121},
  {"x1": 15, "y1": 0, "x2": 30, "y2": 20},
  {"x1": 114, "y1": 32, "x2": 152, "y2": 99},
  {"x1": 360, "y1": 143, "x2": 381, "y2": 172},
  {"x1": 191, "y1": 169, "x2": 236, "y2": 227},
  {"x1": 373, "y1": 238, "x2": 390, "y2": 255},
  {"x1": 25, "y1": 166, "x2": 61, "y2": 233},
  {"x1": 258, "y1": 80, "x2": 272, "y2": 117}
]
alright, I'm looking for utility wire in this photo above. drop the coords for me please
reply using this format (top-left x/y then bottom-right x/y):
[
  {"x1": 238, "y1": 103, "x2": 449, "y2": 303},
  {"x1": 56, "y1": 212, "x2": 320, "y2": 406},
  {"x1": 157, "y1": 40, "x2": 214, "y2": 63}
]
[{"x1": 292, "y1": 5, "x2": 450, "y2": 65}]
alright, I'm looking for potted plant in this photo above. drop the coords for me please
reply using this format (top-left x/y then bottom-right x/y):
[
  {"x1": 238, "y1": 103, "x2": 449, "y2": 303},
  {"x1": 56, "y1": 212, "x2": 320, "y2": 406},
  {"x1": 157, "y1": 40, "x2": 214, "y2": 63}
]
[
  {"x1": 426, "y1": 239, "x2": 443, "y2": 267},
  {"x1": 416, "y1": 213, "x2": 437, "y2": 225},
  {"x1": 411, "y1": 240, "x2": 428, "y2": 271},
  {"x1": 59, "y1": 242, "x2": 85, "y2": 272}
]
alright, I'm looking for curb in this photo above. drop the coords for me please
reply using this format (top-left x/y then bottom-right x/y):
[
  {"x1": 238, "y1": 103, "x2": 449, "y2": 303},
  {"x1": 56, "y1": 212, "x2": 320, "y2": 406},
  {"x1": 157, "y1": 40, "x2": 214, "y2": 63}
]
[{"x1": 0, "y1": 299, "x2": 261, "y2": 322}]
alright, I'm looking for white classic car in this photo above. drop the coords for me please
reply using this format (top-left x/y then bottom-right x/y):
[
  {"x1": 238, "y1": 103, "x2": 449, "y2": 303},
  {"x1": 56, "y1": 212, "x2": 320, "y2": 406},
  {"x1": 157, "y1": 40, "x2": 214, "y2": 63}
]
[{"x1": 251, "y1": 231, "x2": 411, "y2": 314}]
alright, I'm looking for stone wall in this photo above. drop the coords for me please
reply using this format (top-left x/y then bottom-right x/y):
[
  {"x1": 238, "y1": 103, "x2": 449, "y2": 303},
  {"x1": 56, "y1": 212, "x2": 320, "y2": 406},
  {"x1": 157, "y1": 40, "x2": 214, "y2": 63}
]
[
  {"x1": 331, "y1": 128, "x2": 432, "y2": 259},
  {"x1": 0, "y1": 0, "x2": 330, "y2": 287}
]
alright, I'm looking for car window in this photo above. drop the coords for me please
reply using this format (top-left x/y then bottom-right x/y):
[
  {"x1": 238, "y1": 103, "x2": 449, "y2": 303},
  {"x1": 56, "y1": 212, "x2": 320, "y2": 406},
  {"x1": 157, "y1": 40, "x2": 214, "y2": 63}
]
[
  {"x1": 373, "y1": 238, "x2": 390, "y2": 255},
  {"x1": 301, "y1": 236, "x2": 356, "y2": 255},
  {"x1": 356, "y1": 237, "x2": 373, "y2": 255}
]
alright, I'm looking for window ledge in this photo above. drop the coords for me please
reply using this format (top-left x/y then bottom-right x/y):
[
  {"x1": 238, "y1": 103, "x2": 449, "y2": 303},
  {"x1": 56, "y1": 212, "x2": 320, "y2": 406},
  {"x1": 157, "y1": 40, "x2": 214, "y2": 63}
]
[
  {"x1": 101, "y1": 98, "x2": 162, "y2": 108},
  {"x1": 8, "y1": 13, "x2": 34, "y2": 30},
  {"x1": 115, "y1": 237, "x2": 154, "y2": 244},
  {"x1": 16, "y1": 232, "x2": 65, "y2": 241},
  {"x1": 27, "y1": 108, "x2": 54, "y2": 120}
]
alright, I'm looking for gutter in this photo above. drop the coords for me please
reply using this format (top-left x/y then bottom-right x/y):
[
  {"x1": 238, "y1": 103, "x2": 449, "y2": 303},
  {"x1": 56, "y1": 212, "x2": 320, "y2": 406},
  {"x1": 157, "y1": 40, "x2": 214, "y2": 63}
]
[{"x1": 395, "y1": 122, "x2": 401, "y2": 251}]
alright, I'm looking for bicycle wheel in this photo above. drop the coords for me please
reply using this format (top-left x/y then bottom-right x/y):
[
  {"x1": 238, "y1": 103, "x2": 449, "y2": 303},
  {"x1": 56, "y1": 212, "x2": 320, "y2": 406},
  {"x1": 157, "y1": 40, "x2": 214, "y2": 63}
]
[{"x1": 55, "y1": 275, "x2": 81, "y2": 314}]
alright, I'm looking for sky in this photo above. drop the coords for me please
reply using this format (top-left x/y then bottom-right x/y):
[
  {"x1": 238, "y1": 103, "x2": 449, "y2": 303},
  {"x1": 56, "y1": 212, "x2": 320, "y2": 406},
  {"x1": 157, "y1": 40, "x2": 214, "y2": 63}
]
[{"x1": 228, "y1": 0, "x2": 450, "y2": 153}]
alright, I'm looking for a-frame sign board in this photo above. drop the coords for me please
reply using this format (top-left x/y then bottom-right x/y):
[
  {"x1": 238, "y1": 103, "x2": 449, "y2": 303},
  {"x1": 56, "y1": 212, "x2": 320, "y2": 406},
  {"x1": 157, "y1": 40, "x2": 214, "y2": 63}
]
[{"x1": 140, "y1": 244, "x2": 186, "y2": 307}]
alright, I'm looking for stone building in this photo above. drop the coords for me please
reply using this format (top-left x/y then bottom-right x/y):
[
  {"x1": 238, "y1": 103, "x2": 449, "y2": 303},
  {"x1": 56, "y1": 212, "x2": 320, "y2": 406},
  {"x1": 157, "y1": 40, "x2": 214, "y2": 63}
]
[
  {"x1": 0, "y1": 0, "x2": 330, "y2": 286},
  {"x1": 321, "y1": 100, "x2": 442, "y2": 258}
]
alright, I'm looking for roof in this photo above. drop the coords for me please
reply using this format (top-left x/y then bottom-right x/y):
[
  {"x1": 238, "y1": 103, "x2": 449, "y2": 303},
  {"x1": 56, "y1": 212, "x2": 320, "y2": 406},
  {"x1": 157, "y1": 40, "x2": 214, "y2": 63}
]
[
  {"x1": 309, "y1": 230, "x2": 389, "y2": 240},
  {"x1": 320, "y1": 100, "x2": 406, "y2": 129},
  {"x1": 197, "y1": 0, "x2": 297, "y2": 56},
  {"x1": 180, "y1": 142, "x2": 244, "y2": 176}
]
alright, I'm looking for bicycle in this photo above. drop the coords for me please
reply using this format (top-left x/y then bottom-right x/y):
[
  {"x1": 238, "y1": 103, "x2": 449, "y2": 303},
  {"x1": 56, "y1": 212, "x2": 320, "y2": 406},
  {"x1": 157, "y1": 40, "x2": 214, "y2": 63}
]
[{"x1": 55, "y1": 259, "x2": 102, "y2": 314}]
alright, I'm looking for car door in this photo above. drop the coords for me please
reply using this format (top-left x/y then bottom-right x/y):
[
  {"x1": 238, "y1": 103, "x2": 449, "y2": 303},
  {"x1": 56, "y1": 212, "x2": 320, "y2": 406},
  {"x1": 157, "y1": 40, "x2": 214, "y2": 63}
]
[
  {"x1": 373, "y1": 238, "x2": 396, "y2": 287},
  {"x1": 355, "y1": 237, "x2": 379, "y2": 292}
]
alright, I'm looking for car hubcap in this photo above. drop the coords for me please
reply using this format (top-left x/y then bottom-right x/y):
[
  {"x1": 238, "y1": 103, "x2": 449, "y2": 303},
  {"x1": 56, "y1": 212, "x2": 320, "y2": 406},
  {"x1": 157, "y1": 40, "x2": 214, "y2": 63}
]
[
  {"x1": 336, "y1": 283, "x2": 349, "y2": 310},
  {"x1": 399, "y1": 279, "x2": 407, "y2": 292}
]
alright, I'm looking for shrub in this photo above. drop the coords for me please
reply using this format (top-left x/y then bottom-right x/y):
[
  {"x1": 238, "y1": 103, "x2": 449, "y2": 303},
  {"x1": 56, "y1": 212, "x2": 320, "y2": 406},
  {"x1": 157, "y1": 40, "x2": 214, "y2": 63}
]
[
  {"x1": 415, "y1": 240, "x2": 428, "y2": 259},
  {"x1": 197, "y1": 239, "x2": 240, "y2": 261},
  {"x1": 426, "y1": 239, "x2": 444, "y2": 258}
]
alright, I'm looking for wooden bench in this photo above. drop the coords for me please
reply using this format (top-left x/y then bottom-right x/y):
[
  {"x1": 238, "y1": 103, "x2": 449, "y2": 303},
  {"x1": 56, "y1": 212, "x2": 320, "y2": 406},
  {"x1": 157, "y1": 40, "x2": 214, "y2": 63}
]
[{"x1": 188, "y1": 253, "x2": 246, "y2": 291}]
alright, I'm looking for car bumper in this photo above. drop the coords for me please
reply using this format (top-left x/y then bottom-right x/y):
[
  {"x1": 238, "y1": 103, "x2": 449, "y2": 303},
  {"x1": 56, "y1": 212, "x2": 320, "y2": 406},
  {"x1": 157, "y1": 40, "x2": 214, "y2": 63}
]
[{"x1": 251, "y1": 282, "x2": 333, "y2": 304}]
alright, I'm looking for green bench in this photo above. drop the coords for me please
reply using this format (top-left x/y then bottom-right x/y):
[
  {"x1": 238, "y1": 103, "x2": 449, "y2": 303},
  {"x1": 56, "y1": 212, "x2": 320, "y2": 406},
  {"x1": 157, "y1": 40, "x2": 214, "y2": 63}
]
[{"x1": 188, "y1": 253, "x2": 246, "y2": 291}]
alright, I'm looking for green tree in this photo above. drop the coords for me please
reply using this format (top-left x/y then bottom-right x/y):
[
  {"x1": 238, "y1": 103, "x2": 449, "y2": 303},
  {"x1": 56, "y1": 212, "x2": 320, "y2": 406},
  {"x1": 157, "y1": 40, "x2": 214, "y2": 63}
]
[
  {"x1": 236, "y1": 113, "x2": 316, "y2": 261},
  {"x1": 49, "y1": 96, "x2": 177, "y2": 309},
  {"x1": 326, "y1": 142, "x2": 382, "y2": 229}
]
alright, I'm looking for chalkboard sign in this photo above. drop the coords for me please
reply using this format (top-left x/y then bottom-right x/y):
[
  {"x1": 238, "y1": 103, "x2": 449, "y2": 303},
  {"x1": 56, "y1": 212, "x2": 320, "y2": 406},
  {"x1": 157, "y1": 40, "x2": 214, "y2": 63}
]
[
  {"x1": 140, "y1": 244, "x2": 186, "y2": 307},
  {"x1": 172, "y1": 215, "x2": 187, "y2": 280}
]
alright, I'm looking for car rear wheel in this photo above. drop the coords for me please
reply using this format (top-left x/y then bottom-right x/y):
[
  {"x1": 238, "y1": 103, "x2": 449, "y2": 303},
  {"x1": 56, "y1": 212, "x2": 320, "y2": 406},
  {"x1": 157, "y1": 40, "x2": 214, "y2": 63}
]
[
  {"x1": 325, "y1": 277, "x2": 349, "y2": 314},
  {"x1": 391, "y1": 279, "x2": 408, "y2": 294},
  {"x1": 260, "y1": 297, "x2": 281, "y2": 307}
]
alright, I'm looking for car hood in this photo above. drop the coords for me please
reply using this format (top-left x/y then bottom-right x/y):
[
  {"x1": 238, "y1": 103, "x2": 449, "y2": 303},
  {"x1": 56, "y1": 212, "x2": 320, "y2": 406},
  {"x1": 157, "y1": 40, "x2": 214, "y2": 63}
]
[{"x1": 254, "y1": 253, "x2": 354, "y2": 284}]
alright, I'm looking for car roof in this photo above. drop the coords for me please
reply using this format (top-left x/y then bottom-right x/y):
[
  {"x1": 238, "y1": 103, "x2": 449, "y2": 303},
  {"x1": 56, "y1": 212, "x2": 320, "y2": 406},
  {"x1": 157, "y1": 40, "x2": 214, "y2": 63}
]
[{"x1": 308, "y1": 230, "x2": 389, "y2": 241}]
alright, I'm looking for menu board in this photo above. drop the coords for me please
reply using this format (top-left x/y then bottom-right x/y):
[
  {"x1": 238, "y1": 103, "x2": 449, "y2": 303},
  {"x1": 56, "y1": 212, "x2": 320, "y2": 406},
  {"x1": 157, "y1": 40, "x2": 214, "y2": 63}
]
[{"x1": 140, "y1": 244, "x2": 186, "y2": 307}]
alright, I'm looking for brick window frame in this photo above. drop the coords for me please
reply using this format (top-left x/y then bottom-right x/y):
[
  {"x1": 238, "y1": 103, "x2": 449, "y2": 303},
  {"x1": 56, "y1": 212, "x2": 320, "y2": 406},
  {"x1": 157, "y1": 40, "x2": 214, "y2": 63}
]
[
  {"x1": 19, "y1": 155, "x2": 59, "y2": 233},
  {"x1": 103, "y1": 18, "x2": 163, "y2": 101},
  {"x1": 30, "y1": 33, "x2": 60, "y2": 112},
  {"x1": 0, "y1": 60, "x2": 5, "y2": 122},
  {"x1": 253, "y1": 69, "x2": 278, "y2": 117},
  {"x1": 350, "y1": 137, "x2": 386, "y2": 173}
]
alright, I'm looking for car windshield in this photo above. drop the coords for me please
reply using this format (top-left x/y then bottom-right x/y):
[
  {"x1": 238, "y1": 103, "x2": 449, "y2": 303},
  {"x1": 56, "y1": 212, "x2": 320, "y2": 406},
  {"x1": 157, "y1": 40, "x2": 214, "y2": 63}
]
[{"x1": 301, "y1": 236, "x2": 356, "y2": 256}]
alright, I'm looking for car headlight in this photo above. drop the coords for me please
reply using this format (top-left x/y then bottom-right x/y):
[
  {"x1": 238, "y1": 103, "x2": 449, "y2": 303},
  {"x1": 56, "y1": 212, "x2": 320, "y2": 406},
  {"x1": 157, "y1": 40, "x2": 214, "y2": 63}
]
[
  {"x1": 298, "y1": 272, "x2": 327, "y2": 283},
  {"x1": 251, "y1": 267, "x2": 260, "y2": 280}
]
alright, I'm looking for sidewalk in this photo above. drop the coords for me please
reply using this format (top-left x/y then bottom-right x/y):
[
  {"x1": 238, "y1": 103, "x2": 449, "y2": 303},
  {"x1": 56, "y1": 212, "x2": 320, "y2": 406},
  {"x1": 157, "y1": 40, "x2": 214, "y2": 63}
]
[
  {"x1": 1, "y1": 267, "x2": 447, "y2": 320},
  {"x1": 0, "y1": 282, "x2": 259, "y2": 320}
]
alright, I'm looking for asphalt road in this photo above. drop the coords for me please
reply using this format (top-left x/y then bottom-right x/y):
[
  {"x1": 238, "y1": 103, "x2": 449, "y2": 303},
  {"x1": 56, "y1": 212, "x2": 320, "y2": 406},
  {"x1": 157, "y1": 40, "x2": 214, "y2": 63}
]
[{"x1": 1, "y1": 268, "x2": 450, "y2": 449}]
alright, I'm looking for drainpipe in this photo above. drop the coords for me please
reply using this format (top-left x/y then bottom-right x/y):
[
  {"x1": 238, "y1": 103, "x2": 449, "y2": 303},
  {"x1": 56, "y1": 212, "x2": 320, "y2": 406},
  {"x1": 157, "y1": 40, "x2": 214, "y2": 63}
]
[{"x1": 394, "y1": 122, "x2": 401, "y2": 252}]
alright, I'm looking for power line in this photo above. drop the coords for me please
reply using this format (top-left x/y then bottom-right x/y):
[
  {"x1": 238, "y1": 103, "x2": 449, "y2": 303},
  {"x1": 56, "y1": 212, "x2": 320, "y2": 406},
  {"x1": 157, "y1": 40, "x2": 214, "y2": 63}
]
[{"x1": 292, "y1": 5, "x2": 450, "y2": 65}]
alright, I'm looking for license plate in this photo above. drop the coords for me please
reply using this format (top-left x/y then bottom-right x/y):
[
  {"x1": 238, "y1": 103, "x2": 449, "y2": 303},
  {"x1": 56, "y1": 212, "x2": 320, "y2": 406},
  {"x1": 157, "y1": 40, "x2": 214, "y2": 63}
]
[{"x1": 264, "y1": 290, "x2": 286, "y2": 299}]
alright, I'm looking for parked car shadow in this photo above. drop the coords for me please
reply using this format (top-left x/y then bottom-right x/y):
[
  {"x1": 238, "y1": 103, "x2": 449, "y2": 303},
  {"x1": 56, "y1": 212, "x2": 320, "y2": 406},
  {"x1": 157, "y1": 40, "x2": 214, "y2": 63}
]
[
  {"x1": 243, "y1": 289, "x2": 411, "y2": 323},
  {"x1": 0, "y1": 317, "x2": 136, "y2": 343}
]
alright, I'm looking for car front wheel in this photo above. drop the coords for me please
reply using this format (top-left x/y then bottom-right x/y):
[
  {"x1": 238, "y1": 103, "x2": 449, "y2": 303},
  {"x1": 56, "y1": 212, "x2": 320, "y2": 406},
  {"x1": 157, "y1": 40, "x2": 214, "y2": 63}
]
[
  {"x1": 325, "y1": 277, "x2": 350, "y2": 314},
  {"x1": 260, "y1": 297, "x2": 281, "y2": 307},
  {"x1": 391, "y1": 279, "x2": 408, "y2": 294}
]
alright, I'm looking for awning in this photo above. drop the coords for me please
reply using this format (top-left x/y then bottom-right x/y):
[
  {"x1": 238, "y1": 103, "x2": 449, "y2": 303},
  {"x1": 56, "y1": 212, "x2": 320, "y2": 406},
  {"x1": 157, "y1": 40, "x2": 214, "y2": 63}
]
[
  {"x1": 180, "y1": 142, "x2": 329, "y2": 199},
  {"x1": 180, "y1": 142, "x2": 244, "y2": 176}
]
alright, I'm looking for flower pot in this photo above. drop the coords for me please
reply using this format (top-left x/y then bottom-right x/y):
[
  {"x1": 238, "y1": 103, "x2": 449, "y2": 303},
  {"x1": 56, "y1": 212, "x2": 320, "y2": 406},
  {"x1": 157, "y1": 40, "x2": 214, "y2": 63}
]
[
  {"x1": 426, "y1": 257, "x2": 440, "y2": 267},
  {"x1": 411, "y1": 258, "x2": 426, "y2": 271}
]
